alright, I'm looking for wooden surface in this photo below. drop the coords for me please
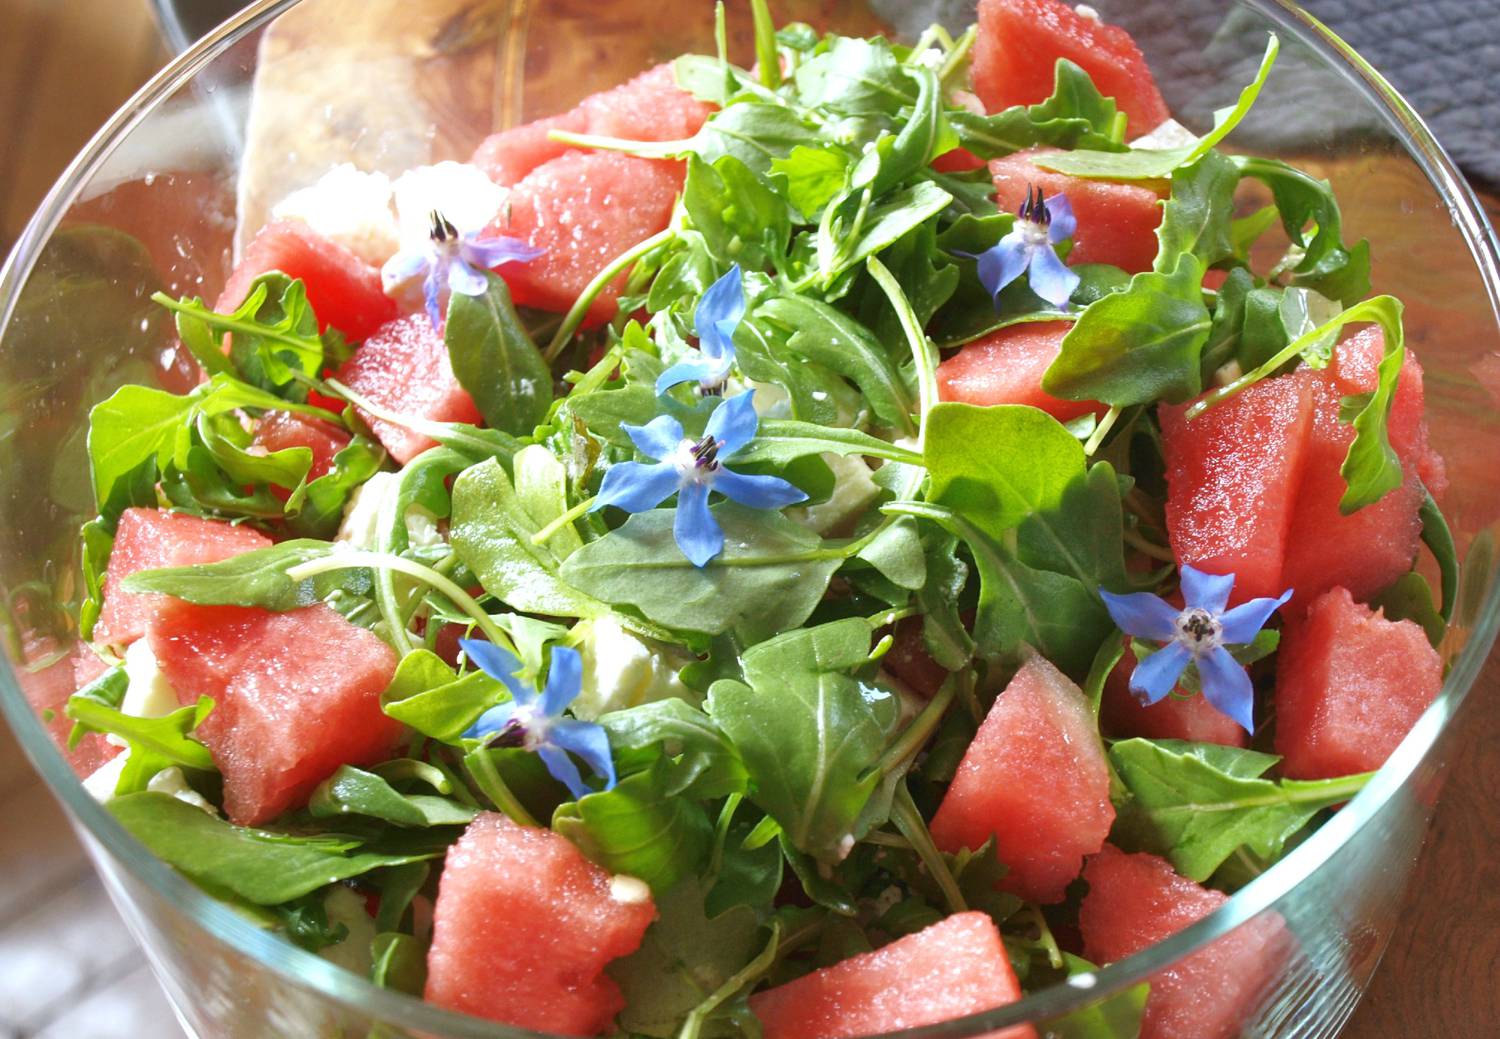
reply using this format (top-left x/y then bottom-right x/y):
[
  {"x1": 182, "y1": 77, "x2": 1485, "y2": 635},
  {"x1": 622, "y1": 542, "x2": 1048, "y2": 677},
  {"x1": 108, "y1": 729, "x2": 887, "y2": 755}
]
[{"x1": 0, "y1": 2, "x2": 1497, "y2": 1037}]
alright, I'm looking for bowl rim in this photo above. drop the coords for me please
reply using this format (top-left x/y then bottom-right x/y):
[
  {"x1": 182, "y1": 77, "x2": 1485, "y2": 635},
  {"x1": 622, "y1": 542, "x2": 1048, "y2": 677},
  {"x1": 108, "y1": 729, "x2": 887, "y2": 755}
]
[{"x1": 1, "y1": 0, "x2": 1498, "y2": 1035}]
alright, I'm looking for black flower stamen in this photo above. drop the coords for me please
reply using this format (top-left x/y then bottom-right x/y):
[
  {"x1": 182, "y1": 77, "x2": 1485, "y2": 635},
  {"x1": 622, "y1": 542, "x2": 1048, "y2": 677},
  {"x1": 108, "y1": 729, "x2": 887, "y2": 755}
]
[
  {"x1": 690, "y1": 435, "x2": 722, "y2": 471},
  {"x1": 1017, "y1": 185, "x2": 1051, "y2": 227},
  {"x1": 1179, "y1": 608, "x2": 1219, "y2": 646},
  {"x1": 428, "y1": 209, "x2": 459, "y2": 243},
  {"x1": 483, "y1": 719, "x2": 528, "y2": 750}
]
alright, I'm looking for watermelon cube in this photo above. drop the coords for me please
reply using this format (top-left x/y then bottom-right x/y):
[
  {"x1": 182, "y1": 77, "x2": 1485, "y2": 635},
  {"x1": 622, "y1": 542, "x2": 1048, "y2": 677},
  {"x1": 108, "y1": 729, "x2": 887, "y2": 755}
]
[
  {"x1": 216, "y1": 220, "x2": 397, "y2": 344},
  {"x1": 333, "y1": 314, "x2": 482, "y2": 464},
  {"x1": 1279, "y1": 329, "x2": 1439, "y2": 607},
  {"x1": 147, "y1": 600, "x2": 402, "y2": 825},
  {"x1": 1159, "y1": 374, "x2": 1314, "y2": 605},
  {"x1": 929, "y1": 654, "x2": 1114, "y2": 904},
  {"x1": 93, "y1": 508, "x2": 272, "y2": 647},
  {"x1": 471, "y1": 63, "x2": 712, "y2": 187},
  {"x1": 749, "y1": 912, "x2": 1035, "y2": 1039},
  {"x1": 14, "y1": 636, "x2": 121, "y2": 777},
  {"x1": 936, "y1": 321, "x2": 1103, "y2": 422},
  {"x1": 971, "y1": 0, "x2": 1171, "y2": 139},
  {"x1": 1274, "y1": 586, "x2": 1441, "y2": 780},
  {"x1": 424, "y1": 813, "x2": 655, "y2": 1035},
  {"x1": 1101, "y1": 643, "x2": 1248, "y2": 748},
  {"x1": 488, "y1": 151, "x2": 684, "y2": 325},
  {"x1": 1080, "y1": 846, "x2": 1290, "y2": 1039},
  {"x1": 990, "y1": 151, "x2": 1163, "y2": 273},
  {"x1": 252, "y1": 410, "x2": 351, "y2": 484}
]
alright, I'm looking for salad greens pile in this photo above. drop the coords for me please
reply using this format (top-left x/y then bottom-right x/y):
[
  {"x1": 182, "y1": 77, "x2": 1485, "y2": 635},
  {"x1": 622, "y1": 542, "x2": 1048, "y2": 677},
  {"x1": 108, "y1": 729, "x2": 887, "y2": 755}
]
[{"x1": 51, "y1": 3, "x2": 1457, "y2": 1036}]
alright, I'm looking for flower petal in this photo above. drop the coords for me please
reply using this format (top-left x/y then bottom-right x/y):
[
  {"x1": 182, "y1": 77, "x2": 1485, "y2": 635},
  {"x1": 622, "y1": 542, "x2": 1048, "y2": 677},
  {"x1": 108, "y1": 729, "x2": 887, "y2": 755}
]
[
  {"x1": 462, "y1": 235, "x2": 543, "y2": 270},
  {"x1": 458, "y1": 639, "x2": 533, "y2": 705},
  {"x1": 1099, "y1": 590, "x2": 1180, "y2": 642},
  {"x1": 1179, "y1": 565, "x2": 1236, "y2": 614},
  {"x1": 446, "y1": 255, "x2": 489, "y2": 297},
  {"x1": 1044, "y1": 193, "x2": 1077, "y2": 243},
  {"x1": 1129, "y1": 641, "x2": 1192, "y2": 704},
  {"x1": 655, "y1": 357, "x2": 727, "y2": 395},
  {"x1": 1025, "y1": 244, "x2": 1081, "y2": 310},
  {"x1": 462, "y1": 700, "x2": 517, "y2": 741},
  {"x1": 551, "y1": 719, "x2": 617, "y2": 792},
  {"x1": 623, "y1": 414, "x2": 685, "y2": 461},
  {"x1": 673, "y1": 481, "x2": 722, "y2": 567},
  {"x1": 974, "y1": 233, "x2": 1033, "y2": 302},
  {"x1": 381, "y1": 247, "x2": 430, "y2": 293},
  {"x1": 712, "y1": 467, "x2": 808, "y2": 510},
  {"x1": 593, "y1": 461, "x2": 681, "y2": 514},
  {"x1": 1198, "y1": 645, "x2": 1256, "y2": 734},
  {"x1": 705, "y1": 390, "x2": 760, "y2": 456},
  {"x1": 1218, "y1": 589, "x2": 1294, "y2": 646},
  {"x1": 537, "y1": 745, "x2": 591, "y2": 800},
  {"x1": 540, "y1": 645, "x2": 583, "y2": 716},
  {"x1": 695, "y1": 264, "x2": 746, "y2": 360},
  {"x1": 422, "y1": 265, "x2": 445, "y2": 330}
]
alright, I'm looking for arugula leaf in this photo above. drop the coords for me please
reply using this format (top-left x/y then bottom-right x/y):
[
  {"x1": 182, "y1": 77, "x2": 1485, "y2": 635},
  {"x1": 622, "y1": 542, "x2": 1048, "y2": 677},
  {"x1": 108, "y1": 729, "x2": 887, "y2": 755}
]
[
  {"x1": 445, "y1": 272, "x2": 552, "y2": 435},
  {"x1": 1017, "y1": 461, "x2": 1130, "y2": 593},
  {"x1": 694, "y1": 102, "x2": 824, "y2": 174},
  {"x1": 289, "y1": 435, "x2": 384, "y2": 538},
  {"x1": 707, "y1": 618, "x2": 899, "y2": 862},
  {"x1": 121, "y1": 540, "x2": 358, "y2": 611},
  {"x1": 107, "y1": 791, "x2": 448, "y2": 905},
  {"x1": 381, "y1": 649, "x2": 505, "y2": 743},
  {"x1": 1419, "y1": 485, "x2": 1458, "y2": 623},
  {"x1": 1050, "y1": 953, "x2": 1150, "y2": 1039},
  {"x1": 1236, "y1": 156, "x2": 1371, "y2": 304},
  {"x1": 597, "y1": 698, "x2": 748, "y2": 800},
  {"x1": 87, "y1": 385, "x2": 193, "y2": 520},
  {"x1": 308, "y1": 765, "x2": 477, "y2": 828},
  {"x1": 952, "y1": 59, "x2": 1124, "y2": 158},
  {"x1": 684, "y1": 154, "x2": 793, "y2": 271},
  {"x1": 771, "y1": 145, "x2": 852, "y2": 218},
  {"x1": 793, "y1": 36, "x2": 910, "y2": 117},
  {"x1": 1370, "y1": 572, "x2": 1445, "y2": 648},
  {"x1": 65, "y1": 692, "x2": 217, "y2": 796},
  {"x1": 1110, "y1": 738, "x2": 1372, "y2": 881},
  {"x1": 1043, "y1": 254, "x2": 1211, "y2": 407},
  {"x1": 553, "y1": 764, "x2": 714, "y2": 894},
  {"x1": 821, "y1": 180, "x2": 954, "y2": 285},
  {"x1": 1155, "y1": 151, "x2": 1238, "y2": 271},
  {"x1": 731, "y1": 419, "x2": 922, "y2": 468},
  {"x1": 1036, "y1": 34, "x2": 1280, "y2": 180},
  {"x1": 559, "y1": 504, "x2": 842, "y2": 643},
  {"x1": 849, "y1": 66, "x2": 950, "y2": 197},
  {"x1": 449, "y1": 457, "x2": 606, "y2": 619},
  {"x1": 370, "y1": 932, "x2": 428, "y2": 995},
  {"x1": 705, "y1": 813, "x2": 784, "y2": 918}
]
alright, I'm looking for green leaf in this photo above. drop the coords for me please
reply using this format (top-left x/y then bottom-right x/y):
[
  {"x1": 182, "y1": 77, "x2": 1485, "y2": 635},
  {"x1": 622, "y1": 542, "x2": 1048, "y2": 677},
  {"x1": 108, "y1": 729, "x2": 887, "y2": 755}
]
[
  {"x1": 849, "y1": 66, "x2": 948, "y2": 197},
  {"x1": 1043, "y1": 253, "x2": 1211, "y2": 406},
  {"x1": 1419, "y1": 485, "x2": 1458, "y2": 623},
  {"x1": 597, "y1": 698, "x2": 748, "y2": 800},
  {"x1": 706, "y1": 618, "x2": 899, "y2": 861},
  {"x1": 694, "y1": 102, "x2": 824, "y2": 174},
  {"x1": 449, "y1": 457, "x2": 606, "y2": 619},
  {"x1": 1155, "y1": 151, "x2": 1238, "y2": 272},
  {"x1": 683, "y1": 154, "x2": 793, "y2": 270},
  {"x1": 308, "y1": 765, "x2": 477, "y2": 828},
  {"x1": 107, "y1": 792, "x2": 448, "y2": 905},
  {"x1": 771, "y1": 145, "x2": 852, "y2": 218},
  {"x1": 1109, "y1": 738, "x2": 1372, "y2": 881},
  {"x1": 65, "y1": 693, "x2": 216, "y2": 795},
  {"x1": 120, "y1": 540, "x2": 357, "y2": 612},
  {"x1": 1235, "y1": 156, "x2": 1371, "y2": 304},
  {"x1": 87, "y1": 385, "x2": 193, "y2": 519},
  {"x1": 445, "y1": 272, "x2": 552, "y2": 435},
  {"x1": 856, "y1": 517, "x2": 927, "y2": 591},
  {"x1": 370, "y1": 932, "x2": 428, "y2": 995},
  {"x1": 1369, "y1": 572, "x2": 1445, "y2": 648},
  {"x1": 925, "y1": 402, "x2": 1084, "y2": 541},
  {"x1": 793, "y1": 36, "x2": 910, "y2": 116},
  {"x1": 289, "y1": 435, "x2": 385, "y2": 539},
  {"x1": 559, "y1": 503, "x2": 841, "y2": 643},
  {"x1": 1035, "y1": 34, "x2": 1279, "y2": 180},
  {"x1": 705, "y1": 813, "x2": 784, "y2": 917},
  {"x1": 951, "y1": 59, "x2": 1124, "y2": 158},
  {"x1": 731, "y1": 419, "x2": 922, "y2": 468},
  {"x1": 1050, "y1": 954, "x2": 1150, "y2": 1039},
  {"x1": 1016, "y1": 461, "x2": 1130, "y2": 593},
  {"x1": 825, "y1": 180, "x2": 954, "y2": 284},
  {"x1": 552, "y1": 764, "x2": 713, "y2": 894},
  {"x1": 381, "y1": 649, "x2": 505, "y2": 744}
]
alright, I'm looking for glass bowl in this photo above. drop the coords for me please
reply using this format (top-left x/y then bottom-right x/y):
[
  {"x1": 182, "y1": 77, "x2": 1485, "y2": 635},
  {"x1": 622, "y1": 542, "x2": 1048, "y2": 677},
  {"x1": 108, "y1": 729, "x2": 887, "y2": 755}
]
[{"x1": 2, "y1": 1, "x2": 1497, "y2": 1037}]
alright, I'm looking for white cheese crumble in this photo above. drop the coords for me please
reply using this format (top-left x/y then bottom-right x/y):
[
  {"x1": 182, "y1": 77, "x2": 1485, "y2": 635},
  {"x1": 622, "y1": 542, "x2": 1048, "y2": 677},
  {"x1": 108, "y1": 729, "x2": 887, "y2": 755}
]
[
  {"x1": 791, "y1": 453, "x2": 881, "y2": 534},
  {"x1": 1130, "y1": 118, "x2": 1199, "y2": 152},
  {"x1": 83, "y1": 756, "x2": 215, "y2": 813},
  {"x1": 1075, "y1": 4, "x2": 1102, "y2": 23},
  {"x1": 270, "y1": 164, "x2": 400, "y2": 268},
  {"x1": 610, "y1": 874, "x2": 652, "y2": 905},
  {"x1": 336, "y1": 471, "x2": 444, "y2": 551},
  {"x1": 572, "y1": 616, "x2": 694, "y2": 721}
]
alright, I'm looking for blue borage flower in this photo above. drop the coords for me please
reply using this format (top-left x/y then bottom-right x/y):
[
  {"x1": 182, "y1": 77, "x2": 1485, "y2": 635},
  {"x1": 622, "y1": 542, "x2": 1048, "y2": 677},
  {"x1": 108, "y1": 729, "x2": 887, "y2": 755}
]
[
  {"x1": 1100, "y1": 565, "x2": 1292, "y2": 734},
  {"x1": 460, "y1": 640, "x2": 615, "y2": 800},
  {"x1": 381, "y1": 209, "x2": 542, "y2": 330},
  {"x1": 655, "y1": 264, "x2": 745, "y2": 394},
  {"x1": 963, "y1": 186, "x2": 1080, "y2": 310},
  {"x1": 592, "y1": 390, "x2": 807, "y2": 567}
]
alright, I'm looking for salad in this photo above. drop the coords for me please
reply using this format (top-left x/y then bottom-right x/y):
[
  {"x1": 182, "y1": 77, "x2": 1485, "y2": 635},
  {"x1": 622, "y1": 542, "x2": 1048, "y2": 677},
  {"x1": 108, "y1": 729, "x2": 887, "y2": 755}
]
[{"x1": 17, "y1": 0, "x2": 1457, "y2": 1036}]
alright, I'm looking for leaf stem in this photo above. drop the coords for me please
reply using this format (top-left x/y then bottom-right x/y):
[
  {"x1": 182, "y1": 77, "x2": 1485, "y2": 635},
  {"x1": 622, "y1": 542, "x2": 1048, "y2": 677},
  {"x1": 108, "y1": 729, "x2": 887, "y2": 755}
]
[
  {"x1": 544, "y1": 228, "x2": 676, "y2": 362},
  {"x1": 891, "y1": 783, "x2": 966, "y2": 914},
  {"x1": 866, "y1": 255, "x2": 938, "y2": 447},
  {"x1": 877, "y1": 674, "x2": 957, "y2": 778},
  {"x1": 151, "y1": 290, "x2": 317, "y2": 356},
  {"x1": 1029, "y1": 904, "x2": 1064, "y2": 970},
  {"x1": 677, "y1": 923, "x2": 781, "y2": 1039},
  {"x1": 463, "y1": 749, "x2": 539, "y2": 827},
  {"x1": 1083, "y1": 405, "x2": 1121, "y2": 457},
  {"x1": 936, "y1": 26, "x2": 976, "y2": 93},
  {"x1": 531, "y1": 495, "x2": 598, "y2": 546},
  {"x1": 285, "y1": 551, "x2": 513, "y2": 652}
]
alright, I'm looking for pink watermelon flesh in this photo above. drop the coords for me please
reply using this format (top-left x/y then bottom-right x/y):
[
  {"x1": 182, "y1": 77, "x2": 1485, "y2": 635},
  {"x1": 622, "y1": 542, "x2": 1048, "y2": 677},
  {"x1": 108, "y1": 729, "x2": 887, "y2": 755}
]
[
  {"x1": 1080, "y1": 846, "x2": 1290, "y2": 1039},
  {"x1": 148, "y1": 600, "x2": 401, "y2": 825},
  {"x1": 929, "y1": 654, "x2": 1115, "y2": 904},
  {"x1": 1101, "y1": 643, "x2": 1248, "y2": 748},
  {"x1": 1279, "y1": 328, "x2": 1439, "y2": 609},
  {"x1": 424, "y1": 813, "x2": 655, "y2": 1035},
  {"x1": 749, "y1": 912, "x2": 1035, "y2": 1039},
  {"x1": 216, "y1": 219, "x2": 397, "y2": 344},
  {"x1": 471, "y1": 63, "x2": 712, "y2": 187},
  {"x1": 252, "y1": 410, "x2": 350, "y2": 483},
  {"x1": 93, "y1": 508, "x2": 272, "y2": 647},
  {"x1": 1160, "y1": 374, "x2": 1314, "y2": 606},
  {"x1": 936, "y1": 320, "x2": 1102, "y2": 422},
  {"x1": 334, "y1": 314, "x2": 482, "y2": 464},
  {"x1": 990, "y1": 151, "x2": 1163, "y2": 273},
  {"x1": 16, "y1": 637, "x2": 121, "y2": 778},
  {"x1": 972, "y1": 0, "x2": 1171, "y2": 139},
  {"x1": 489, "y1": 151, "x2": 684, "y2": 325},
  {"x1": 881, "y1": 617, "x2": 950, "y2": 700},
  {"x1": 1273, "y1": 586, "x2": 1441, "y2": 780}
]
